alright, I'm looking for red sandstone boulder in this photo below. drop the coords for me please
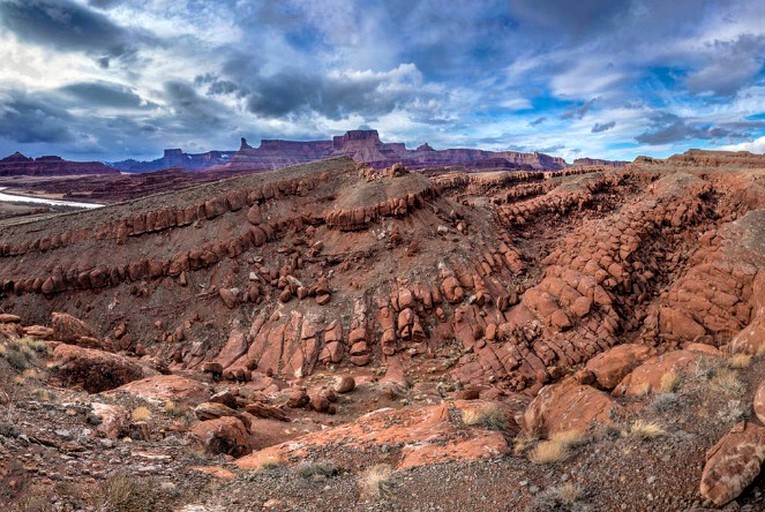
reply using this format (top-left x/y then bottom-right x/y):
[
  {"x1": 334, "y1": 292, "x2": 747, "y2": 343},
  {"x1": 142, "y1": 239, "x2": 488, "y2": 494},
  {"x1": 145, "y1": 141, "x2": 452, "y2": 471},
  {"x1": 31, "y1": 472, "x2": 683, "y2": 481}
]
[
  {"x1": 700, "y1": 422, "x2": 765, "y2": 506},
  {"x1": 521, "y1": 379, "x2": 619, "y2": 437},
  {"x1": 23, "y1": 325, "x2": 53, "y2": 339},
  {"x1": 728, "y1": 313, "x2": 765, "y2": 355},
  {"x1": 49, "y1": 344, "x2": 153, "y2": 393},
  {"x1": 51, "y1": 312, "x2": 99, "y2": 346},
  {"x1": 335, "y1": 375, "x2": 356, "y2": 394},
  {"x1": 192, "y1": 416, "x2": 252, "y2": 457},
  {"x1": 194, "y1": 402, "x2": 251, "y2": 432},
  {"x1": 109, "y1": 374, "x2": 209, "y2": 403},
  {"x1": 90, "y1": 403, "x2": 130, "y2": 439},
  {"x1": 585, "y1": 344, "x2": 657, "y2": 390},
  {"x1": 0, "y1": 314, "x2": 21, "y2": 324},
  {"x1": 612, "y1": 349, "x2": 708, "y2": 397},
  {"x1": 219, "y1": 288, "x2": 239, "y2": 309}
]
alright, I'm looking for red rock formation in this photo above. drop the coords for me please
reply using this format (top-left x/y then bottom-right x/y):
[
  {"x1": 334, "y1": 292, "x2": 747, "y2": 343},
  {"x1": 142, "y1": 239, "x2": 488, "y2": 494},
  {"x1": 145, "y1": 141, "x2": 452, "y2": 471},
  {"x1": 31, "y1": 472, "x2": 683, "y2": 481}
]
[{"x1": 0, "y1": 152, "x2": 117, "y2": 176}]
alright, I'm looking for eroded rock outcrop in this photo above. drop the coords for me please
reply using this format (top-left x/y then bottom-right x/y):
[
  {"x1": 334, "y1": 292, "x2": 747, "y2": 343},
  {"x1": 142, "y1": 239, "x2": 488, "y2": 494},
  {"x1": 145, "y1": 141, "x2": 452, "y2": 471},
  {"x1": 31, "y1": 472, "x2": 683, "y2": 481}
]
[{"x1": 699, "y1": 421, "x2": 765, "y2": 506}]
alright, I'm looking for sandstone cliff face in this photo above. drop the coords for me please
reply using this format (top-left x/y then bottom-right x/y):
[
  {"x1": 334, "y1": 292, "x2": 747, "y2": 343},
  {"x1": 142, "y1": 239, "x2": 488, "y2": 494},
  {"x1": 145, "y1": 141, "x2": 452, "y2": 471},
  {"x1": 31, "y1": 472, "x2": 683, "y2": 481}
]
[{"x1": 0, "y1": 152, "x2": 117, "y2": 176}]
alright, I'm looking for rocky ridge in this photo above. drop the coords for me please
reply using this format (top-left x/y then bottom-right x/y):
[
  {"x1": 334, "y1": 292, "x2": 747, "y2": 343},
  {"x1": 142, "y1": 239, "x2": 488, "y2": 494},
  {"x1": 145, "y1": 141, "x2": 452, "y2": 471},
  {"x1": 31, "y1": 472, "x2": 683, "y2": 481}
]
[{"x1": 2, "y1": 150, "x2": 765, "y2": 510}]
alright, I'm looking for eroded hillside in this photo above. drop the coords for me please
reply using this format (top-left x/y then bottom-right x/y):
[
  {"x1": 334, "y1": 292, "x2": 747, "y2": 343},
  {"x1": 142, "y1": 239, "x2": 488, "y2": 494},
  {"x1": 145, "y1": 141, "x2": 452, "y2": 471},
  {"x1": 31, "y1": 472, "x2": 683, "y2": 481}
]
[{"x1": 3, "y1": 151, "x2": 765, "y2": 511}]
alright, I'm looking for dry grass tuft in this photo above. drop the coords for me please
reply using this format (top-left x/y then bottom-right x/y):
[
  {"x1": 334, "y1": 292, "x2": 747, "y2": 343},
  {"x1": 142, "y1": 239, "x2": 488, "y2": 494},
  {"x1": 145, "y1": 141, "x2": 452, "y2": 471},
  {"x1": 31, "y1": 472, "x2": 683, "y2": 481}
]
[
  {"x1": 529, "y1": 429, "x2": 586, "y2": 464},
  {"x1": 550, "y1": 429, "x2": 587, "y2": 448},
  {"x1": 633, "y1": 382, "x2": 651, "y2": 398},
  {"x1": 712, "y1": 368, "x2": 745, "y2": 395},
  {"x1": 358, "y1": 464, "x2": 394, "y2": 498},
  {"x1": 529, "y1": 439, "x2": 569, "y2": 464},
  {"x1": 513, "y1": 433, "x2": 537, "y2": 455},
  {"x1": 460, "y1": 404, "x2": 509, "y2": 432},
  {"x1": 163, "y1": 401, "x2": 177, "y2": 416},
  {"x1": 727, "y1": 353, "x2": 752, "y2": 369},
  {"x1": 627, "y1": 419, "x2": 665, "y2": 440},
  {"x1": 658, "y1": 370, "x2": 679, "y2": 393},
  {"x1": 131, "y1": 406, "x2": 152, "y2": 422}
]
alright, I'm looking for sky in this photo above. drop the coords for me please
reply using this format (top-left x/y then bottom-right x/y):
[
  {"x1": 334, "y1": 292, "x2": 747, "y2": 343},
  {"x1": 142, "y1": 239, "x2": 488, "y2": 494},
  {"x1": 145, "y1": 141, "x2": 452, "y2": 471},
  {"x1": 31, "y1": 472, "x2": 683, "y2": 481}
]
[{"x1": 0, "y1": 0, "x2": 764, "y2": 163}]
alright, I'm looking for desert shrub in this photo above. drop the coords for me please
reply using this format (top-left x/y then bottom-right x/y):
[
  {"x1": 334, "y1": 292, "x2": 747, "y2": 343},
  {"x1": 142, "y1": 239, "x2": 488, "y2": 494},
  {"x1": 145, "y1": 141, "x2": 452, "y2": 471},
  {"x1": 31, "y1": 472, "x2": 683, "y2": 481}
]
[
  {"x1": 693, "y1": 357, "x2": 722, "y2": 381},
  {"x1": 648, "y1": 392, "x2": 685, "y2": 414},
  {"x1": 528, "y1": 483, "x2": 588, "y2": 512},
  {"x1": 711, "y1": 368, "x2": 745, "y2": 395},
  {"x1": 297, "y1": 459, "x2": 339, "y2": 479},
  {"x1": 1, "y1": 338, "x2": 46, "y2": 372},
  {"x1": 4, "y1": 349, "x2": 29, "y2": 371},
  {"x1": 131, "y1": 406, "x2": 152, "y2": 422},
  {"x1": 358, "y1": 464, "x2": 394, "y2": 498},
  {"x1": 717, "y1": 399, "x2": 748, "y2": 425},
  {"x1": 91, "y1": 474, "x2": 171, "y2": 512}
]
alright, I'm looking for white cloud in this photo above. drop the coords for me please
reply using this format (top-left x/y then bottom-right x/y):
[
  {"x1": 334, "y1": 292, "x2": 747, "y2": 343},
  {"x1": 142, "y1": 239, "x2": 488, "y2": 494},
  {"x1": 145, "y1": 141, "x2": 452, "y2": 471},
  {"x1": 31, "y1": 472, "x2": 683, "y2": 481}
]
[{"x1": 720, "y1": 136, "x2": 765, "y2": 153}]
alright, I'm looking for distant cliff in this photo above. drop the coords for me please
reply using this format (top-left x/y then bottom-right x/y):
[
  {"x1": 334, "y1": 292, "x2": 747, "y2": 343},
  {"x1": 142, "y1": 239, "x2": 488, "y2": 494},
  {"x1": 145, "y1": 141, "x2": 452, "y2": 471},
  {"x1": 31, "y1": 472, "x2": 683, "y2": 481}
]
[
  {"x1": 226, "y1": 129, "x2": 568, "y2": 171},
  {"x1": 107, "y1": 129, "x2": 575, "y2": 174},
  {"x1": 571, "y1": 157, "x2": 628, "y2": 168},
  {"x1": 0, "y1": 152, "x2": 118, "y2": 176}
]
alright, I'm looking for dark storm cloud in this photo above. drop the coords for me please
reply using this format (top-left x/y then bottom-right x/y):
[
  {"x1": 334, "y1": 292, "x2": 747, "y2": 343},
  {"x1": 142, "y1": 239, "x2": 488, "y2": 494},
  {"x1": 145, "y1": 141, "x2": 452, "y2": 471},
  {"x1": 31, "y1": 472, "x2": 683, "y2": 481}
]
[
  {"x1": 194, "y1": 74, "x2": 243, "y2": 97},
  {"x1": 560, "y1": 98, "x2": 598, "y2": 120},
  {"x1": 245, "y1": 68, "x2": 425, "y2": 120},
  {"x1": 508, "y1": 0, "x2": 629, "y2": 39},
  {"x1": 592, "y1": 121, "x2": 616, "y2": 133},
  {"x1": 87, "y1": 0, "x2": 123, "y2": 9},
  {"x1": 0, "y1": 92, "x2": 75, "y2": 144},
  {"x1": 58, "y1": 82, "x2": 154, "y2": 109},
  {"x1": 0, "y1": 0, "x2": 141, "y2": 58},
  {"x1": 635, "y1": 112, "x2": 742, "y2": 145},
  {"x1": 686, "y1": 34, "x2": 765, "y2": 96},
  {"x1": 163, "y1": 81, "x2": 226, "y2": 128}
]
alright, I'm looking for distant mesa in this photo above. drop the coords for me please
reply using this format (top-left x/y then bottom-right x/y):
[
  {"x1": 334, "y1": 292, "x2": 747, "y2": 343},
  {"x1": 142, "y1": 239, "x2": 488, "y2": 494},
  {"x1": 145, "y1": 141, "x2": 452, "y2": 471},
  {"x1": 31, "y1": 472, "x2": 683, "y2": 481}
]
[
  {"x1": 572, "y1": 157, "x2": 627, "y2": 168},
  {"x1": 3, "y1": 129, "x2": 628, "y2": 176},
  {"x1": 0, "y1": 152, "x2": 117, "y2": 176},
  {"x1": 223, "y1": 129, "x2": 575, "y2": 173}
]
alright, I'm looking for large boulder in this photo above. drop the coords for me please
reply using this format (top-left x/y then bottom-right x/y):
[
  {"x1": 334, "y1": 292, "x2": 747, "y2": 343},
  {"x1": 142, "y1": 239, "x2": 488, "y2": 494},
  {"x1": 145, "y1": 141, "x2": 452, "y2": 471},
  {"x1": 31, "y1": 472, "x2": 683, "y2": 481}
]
[
  {"x1": 109, "y1": 374, "x2": 210, "y2": 403},
  {"x1": 49, "y1": 344, "x2": 153, "y2": 393},
  {"x1": 237, "y1": 400, "x2": 514, "y2": 471},
  {"x1": 699, "y1": 421, "x2": 765, "y2": 506},
  {"x1": 585, "y1": 344, "x2": 656, "y2": 390},
  {"x1": 192, "y1": 416, "x2": 252, "y2": 457},
  {"x1": 728, "y1": 312, "x2": 765, "y2": 355},
  {"x1": 51, "y1": 312, "x2": 99, "y2": 345},
  {"x1": 521, "y1": 379, "x2": 619, "y2": 437},
  {"x1": 194, "y1": 402, "x2": 252, "y2": 431},
  {"x1": 90, "y1": 403, "x2": 130, "y2": 439},
  {"x1": 612, "y1": 349, "x2": 709, "y2": 397}
]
